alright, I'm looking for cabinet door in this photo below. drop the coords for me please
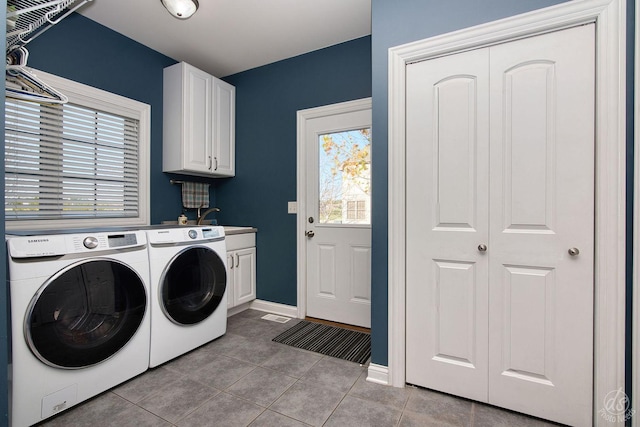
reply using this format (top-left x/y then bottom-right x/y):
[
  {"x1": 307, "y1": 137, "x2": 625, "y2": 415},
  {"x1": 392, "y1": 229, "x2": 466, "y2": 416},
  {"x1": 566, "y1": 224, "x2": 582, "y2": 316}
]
[
  {"x1": 184, "y1": 65, "x2": 213, "y2": 173},
  {"x1": 212, "y1": 78, "x2": 235, "y2": 176},
  {"x1": 233, "y1": 248, "x2": 256, "y2": 306},
  {"x1": 226, "y1": 253, "x2": 235, "y2": 309}
]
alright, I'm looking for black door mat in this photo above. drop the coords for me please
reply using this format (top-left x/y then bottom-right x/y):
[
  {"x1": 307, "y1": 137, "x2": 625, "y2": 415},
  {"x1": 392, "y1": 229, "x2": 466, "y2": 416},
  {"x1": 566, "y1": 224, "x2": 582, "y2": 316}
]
[{"x1": 272, "y1": 320, "x2": 371, "y2": 365}]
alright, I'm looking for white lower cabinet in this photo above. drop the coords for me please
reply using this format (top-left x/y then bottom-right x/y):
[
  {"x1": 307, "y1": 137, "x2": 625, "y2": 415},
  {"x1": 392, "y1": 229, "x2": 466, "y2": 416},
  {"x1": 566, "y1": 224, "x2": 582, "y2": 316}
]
[{"x1": 225, "y1": 233, "x2": 256, "y2": 308}]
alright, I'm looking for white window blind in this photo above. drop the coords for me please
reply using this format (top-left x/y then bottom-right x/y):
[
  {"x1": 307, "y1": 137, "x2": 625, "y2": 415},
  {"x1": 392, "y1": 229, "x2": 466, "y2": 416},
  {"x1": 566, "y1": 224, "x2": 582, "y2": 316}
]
[
  {"x1": 4, "y1": 69, "x2": 150, "y2": 230},
  {"x1": 5, "y1": 100, "x2": 139, "y2": 220}
]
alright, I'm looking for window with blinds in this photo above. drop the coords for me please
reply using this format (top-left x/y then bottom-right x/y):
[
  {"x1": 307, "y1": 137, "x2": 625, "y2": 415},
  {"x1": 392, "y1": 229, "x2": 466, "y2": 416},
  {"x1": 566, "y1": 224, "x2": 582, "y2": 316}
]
[{"x1": 4, "y1": 70, "x2": 150, "y2": 229}]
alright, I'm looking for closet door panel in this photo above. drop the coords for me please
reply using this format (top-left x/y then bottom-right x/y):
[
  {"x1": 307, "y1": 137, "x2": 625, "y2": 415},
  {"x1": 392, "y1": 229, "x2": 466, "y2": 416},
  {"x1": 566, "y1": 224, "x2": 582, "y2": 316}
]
[
  {"x1": 501, "y1": 61, "x2": 556, "y2": 230},
  {"x1": 488, "y1": 25, "x2": 595, "y2": 427},
  {"x1": 406, "y1": 47, "x2": 490, "y2": 402}
]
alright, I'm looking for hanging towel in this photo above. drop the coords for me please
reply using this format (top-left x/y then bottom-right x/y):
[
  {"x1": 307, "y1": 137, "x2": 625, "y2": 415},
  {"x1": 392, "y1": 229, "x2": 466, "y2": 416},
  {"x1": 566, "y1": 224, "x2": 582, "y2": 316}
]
[{"x1": 182, "y1": 182, "x2": 210, "y2": 209}]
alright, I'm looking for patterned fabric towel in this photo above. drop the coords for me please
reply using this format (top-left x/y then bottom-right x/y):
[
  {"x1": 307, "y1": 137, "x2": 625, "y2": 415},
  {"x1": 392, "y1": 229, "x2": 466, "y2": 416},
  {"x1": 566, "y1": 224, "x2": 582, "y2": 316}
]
[{"x1": 181, "y1": 182, "x2": 209, "y2": 209}]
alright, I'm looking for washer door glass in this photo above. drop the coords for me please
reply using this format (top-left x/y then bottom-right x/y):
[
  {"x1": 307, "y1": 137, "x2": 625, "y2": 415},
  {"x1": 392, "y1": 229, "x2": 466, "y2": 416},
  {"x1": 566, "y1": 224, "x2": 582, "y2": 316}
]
[
  {"x1": 26, "y1": 259, "x2": 147, "y2": 369},
  {"x1": 161, "y1": 247, "x2": 226, "y2": 325}
]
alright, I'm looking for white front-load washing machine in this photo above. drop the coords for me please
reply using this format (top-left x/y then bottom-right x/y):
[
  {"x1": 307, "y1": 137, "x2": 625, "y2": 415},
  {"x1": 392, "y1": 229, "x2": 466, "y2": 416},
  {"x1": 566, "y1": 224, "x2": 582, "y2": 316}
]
[
  {"x1": 6, "y1": 230, "x2": 151, "y2": 427},
  {"x1": 146, "y1": 226, "x2": 227, "y2": 367}
]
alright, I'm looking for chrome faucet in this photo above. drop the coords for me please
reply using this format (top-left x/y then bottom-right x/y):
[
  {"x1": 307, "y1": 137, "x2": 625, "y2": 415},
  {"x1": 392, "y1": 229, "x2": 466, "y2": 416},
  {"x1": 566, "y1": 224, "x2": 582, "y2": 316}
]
[{"x1": 197, "y1": 207, "x2": 220, "y2": 225}]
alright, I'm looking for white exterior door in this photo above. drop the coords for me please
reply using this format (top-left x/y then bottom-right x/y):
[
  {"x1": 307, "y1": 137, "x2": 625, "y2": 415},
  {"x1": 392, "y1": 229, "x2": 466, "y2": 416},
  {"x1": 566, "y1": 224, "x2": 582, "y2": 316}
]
[
  {"x1": 302, "y1": 103, "x2": 372, "y2": 328},
  {"x1": 405, "y1": 25, "x2": 595, "y2": 427}
]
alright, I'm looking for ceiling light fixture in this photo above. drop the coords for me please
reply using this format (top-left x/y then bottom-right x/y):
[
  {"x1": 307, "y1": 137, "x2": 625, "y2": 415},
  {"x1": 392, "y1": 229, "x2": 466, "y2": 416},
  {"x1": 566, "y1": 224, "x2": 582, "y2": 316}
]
[{"x1": 160, "y1": 0, "x2": 199, "y2": 19}]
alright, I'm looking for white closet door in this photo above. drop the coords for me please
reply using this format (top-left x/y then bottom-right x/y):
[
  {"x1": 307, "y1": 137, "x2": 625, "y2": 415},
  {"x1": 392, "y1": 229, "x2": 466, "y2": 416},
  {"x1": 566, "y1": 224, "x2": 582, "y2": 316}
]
[
  {"x1": 487, "y1": 24, "x2": 594, "y2": 426},
  {"x1": 406, "y1": 24, "x2": 595, "y2": 427},
  {"x1": 406, "y1": 47, "x2": 490, "y2": 402}
]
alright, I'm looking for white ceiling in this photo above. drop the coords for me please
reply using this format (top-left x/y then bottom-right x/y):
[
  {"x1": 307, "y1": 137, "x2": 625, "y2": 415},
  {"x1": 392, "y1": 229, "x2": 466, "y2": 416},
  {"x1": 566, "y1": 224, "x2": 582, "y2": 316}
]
[{"x1": 78, "y1": 0, "x2": 372, "y2": 78}]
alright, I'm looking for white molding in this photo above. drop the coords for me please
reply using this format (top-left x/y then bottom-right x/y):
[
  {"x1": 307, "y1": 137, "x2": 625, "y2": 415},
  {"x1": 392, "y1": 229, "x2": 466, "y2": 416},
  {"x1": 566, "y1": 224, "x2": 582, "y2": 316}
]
[
  {"x1": 227, "y1": 300, "x2": 298, "y2": 318},
  {"x1": 366, "y1": 363, "x2": 390, "y2": 385},
  {"x1": 227, "y1": 302, "x2": 251, "y2": 318},
  {"x1": 5, "y1": 69, "x2": 151, "y2": 230},
  {"x1": 633, "y1": 2, "x2": 639, "y2": 425},
  {"x1": 388, "y1": 1, "x2": 626, "y2": 425},
  {"x1": 249, "y1": 299, "x2": 298, "y2": 318},
  {"x1": 296, "y1": 98, "x2": 373, "y2": 321}
]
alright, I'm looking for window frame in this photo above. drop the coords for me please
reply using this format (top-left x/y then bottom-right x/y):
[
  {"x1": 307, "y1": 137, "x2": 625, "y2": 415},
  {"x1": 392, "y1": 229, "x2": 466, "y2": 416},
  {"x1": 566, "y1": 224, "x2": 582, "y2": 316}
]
[{"x1": 5, "y1": 69, "x2": 151, "y2": 231}]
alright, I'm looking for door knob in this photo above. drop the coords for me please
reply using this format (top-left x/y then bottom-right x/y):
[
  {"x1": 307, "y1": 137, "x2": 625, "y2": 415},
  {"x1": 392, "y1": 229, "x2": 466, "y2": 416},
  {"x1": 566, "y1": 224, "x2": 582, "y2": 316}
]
[
  {"x1": 478, "y1": 244, "x2": 487, "y2": 252},
  {"x1": 305, "y1": 230, "x2": 315, "y2": 238},
  {"x1": 568, "y1": 247, "x2": 580, "y2": 256}
]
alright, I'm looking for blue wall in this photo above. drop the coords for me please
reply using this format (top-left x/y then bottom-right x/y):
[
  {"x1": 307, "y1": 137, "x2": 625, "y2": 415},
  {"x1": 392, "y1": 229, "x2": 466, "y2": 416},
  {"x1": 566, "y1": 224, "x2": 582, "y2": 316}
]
[
  {"x1": 626, "y1": 0, "x2": 635, "y2": 402},
  {"x1": 217, "y1": 36, "x2": 372, "y2": 305},
  {"x1": 25, "y1": 13, "x2": 181, "y2": 225}
]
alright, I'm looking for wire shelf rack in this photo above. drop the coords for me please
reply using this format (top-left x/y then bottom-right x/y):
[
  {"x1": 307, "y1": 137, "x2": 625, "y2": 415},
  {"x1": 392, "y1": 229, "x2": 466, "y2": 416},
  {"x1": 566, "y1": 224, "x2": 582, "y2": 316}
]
[
  {"x1": 5, "y1": 0, "x2": 92, "y2": 104},
  {"x1": 7, "y1": 0, "x2": 92, "y2": 54}
]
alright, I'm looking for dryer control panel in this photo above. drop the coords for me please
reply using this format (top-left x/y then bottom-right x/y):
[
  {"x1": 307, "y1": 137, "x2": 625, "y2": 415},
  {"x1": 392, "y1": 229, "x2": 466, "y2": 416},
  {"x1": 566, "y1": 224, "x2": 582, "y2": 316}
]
[{"x1": 146, "y1": 226, "x2": 225, "y2": 245}]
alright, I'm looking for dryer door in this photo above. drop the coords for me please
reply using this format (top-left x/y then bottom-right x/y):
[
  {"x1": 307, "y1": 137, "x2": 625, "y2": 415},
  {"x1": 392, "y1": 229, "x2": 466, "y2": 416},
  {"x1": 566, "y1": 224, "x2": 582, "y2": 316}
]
[
  {"x1": 160, "y1": 246, "x2": 227, "y2": 325},
  {"x1": 26, "y1": 259, "x2": 147, "y2": 369}
]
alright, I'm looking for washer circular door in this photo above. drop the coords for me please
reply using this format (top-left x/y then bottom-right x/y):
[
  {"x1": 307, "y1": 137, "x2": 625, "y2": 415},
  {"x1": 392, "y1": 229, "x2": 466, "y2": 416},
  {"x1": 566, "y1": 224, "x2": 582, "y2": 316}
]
[
  {"x1": 26, "y1": 259, "x2": 147, "y2": 369},
  {"x1": 160, "y1": 246, "x2": 226, "y2": 325}
]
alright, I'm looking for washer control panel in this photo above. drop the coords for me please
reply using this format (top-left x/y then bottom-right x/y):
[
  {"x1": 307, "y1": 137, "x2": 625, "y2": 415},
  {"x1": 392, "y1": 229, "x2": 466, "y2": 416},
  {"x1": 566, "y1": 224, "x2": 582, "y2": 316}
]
[
  {"x1": 7, "y1": 231, "x2": 145, "y2": 258},
  {"x1": 107, "y1": 233, "x2": 139, "y2": 248},
  {"x1": 83, "y1": 236, "x2": 99, "y2": 249}
]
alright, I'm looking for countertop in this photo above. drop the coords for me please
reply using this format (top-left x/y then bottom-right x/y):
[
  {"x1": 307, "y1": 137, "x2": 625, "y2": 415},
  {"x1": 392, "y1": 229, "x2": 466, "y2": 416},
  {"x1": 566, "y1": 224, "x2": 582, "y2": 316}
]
[{"x1": 223, "y1": 226, "x2": 258, "y2": 235}]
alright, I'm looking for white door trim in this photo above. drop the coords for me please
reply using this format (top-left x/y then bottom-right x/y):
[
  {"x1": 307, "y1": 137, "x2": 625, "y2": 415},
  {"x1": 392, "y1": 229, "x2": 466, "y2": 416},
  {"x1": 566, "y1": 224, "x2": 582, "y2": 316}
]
[
  {"x1": 387, "y1": 0, "x2": 626, "y2": 424},
  {"x1": 296, "y1": 98, "x2": 373, "y2": 320}
]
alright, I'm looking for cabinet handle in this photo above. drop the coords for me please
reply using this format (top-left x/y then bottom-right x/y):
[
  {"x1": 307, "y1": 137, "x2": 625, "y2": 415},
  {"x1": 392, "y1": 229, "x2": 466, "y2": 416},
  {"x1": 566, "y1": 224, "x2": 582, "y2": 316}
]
[
  {"x1": 235, "y1": 253, "x2": 239, "y2": 268},
  {"x1": 228, "y1": 255, "x2": 233, "y2": 269},
  {"x1": 214, "y1": 157, "x2": 218, "y2": 171},
  {"x1": 208, "y1": 156, "x2": 212, "y2": 170}
]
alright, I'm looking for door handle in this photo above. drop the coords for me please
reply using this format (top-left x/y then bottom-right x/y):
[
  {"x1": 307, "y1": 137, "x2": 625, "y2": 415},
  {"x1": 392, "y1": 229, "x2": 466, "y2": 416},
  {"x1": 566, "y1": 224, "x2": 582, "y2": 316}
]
[
  {"x1": 568, "y1": 247, "x2": 580, "y2": 256},
  {"x1": 478, "y1": 244, "x2": 487, "y2": 252},
  {"x1": 305, "y1": 230, "x2": 315, "y2": 238}
]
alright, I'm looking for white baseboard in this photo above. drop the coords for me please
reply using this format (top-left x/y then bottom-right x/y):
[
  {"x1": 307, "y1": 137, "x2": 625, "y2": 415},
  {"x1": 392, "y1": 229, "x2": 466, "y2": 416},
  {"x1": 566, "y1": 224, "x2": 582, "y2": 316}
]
[
  {"x1": 227, "y1": 302, "x2": 252, "y2": 317},
  {"x1": 367, "y1": 363, "x2": 390, "y2": 386},
  {"x1": 250, "y1": 299, "x2": 299, "y2": 318}
]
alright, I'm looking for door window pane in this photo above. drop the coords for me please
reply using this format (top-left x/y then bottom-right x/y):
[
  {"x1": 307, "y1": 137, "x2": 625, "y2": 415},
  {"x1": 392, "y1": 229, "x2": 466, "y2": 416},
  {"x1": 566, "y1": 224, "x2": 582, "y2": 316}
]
[{"x1": 318, "y1": 128, "x2": 371, "y2": 225}]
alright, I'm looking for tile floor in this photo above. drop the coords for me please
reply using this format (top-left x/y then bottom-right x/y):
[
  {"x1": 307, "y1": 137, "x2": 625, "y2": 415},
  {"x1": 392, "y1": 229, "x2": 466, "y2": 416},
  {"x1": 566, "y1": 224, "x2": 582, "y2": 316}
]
[{"x1": 39, "y1": 309, "x2": 561, "y2": 426}]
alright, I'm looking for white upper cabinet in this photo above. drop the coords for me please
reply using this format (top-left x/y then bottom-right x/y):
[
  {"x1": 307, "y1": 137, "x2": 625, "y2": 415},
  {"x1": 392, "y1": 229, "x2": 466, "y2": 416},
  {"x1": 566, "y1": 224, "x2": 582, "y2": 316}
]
[{"x1": 163, "y1": 62, "x2": 235, "y2": 177}]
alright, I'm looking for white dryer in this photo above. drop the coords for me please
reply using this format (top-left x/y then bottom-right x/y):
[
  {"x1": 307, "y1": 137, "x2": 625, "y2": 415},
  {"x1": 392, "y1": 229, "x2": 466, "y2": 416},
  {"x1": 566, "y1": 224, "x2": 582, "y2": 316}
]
[
  {"x1": 146, "y1": 226, "x2": 227, "y2": 367},
  {"x1": 6, "y1": 230, "x2": 151, "y2": 427}
]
